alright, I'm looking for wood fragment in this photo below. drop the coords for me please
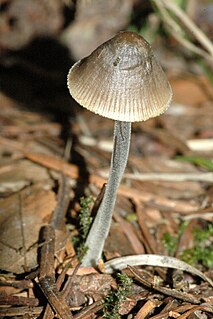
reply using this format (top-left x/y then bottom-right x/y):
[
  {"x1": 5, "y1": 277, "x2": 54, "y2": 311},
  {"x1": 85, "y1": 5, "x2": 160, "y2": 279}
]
[
  {"x1": 122, "y1": 172, "x2": 213, "y2": 183},
  {"x1": 135, "y1": 300, "x2": 158, "y2": 319},
  {"x1": 50, "y1": 175, "x2": 71, "y2": 231},
  {"x1": 113, "y1": 213, "x2": 145, "y2": 254},
  {"x1": 0, "y1": 294, "x2": 39, "y2": 307},
  {"x1": 149, "y1": 304, "x2": 195, "y2": 319},
  {"x1": 39, "y1": 225, "x2": 73, "y2": 319},
  {"x1": 0, "y1": 306, "x2": 43, "y2": 317},
  {"x1": 73, "y1": 299, "x2": 104, "y2": 319},
  {"x1": 0, "y1": 279, "x2": 33, "y2": 290},
  {"x1": 43, "y1": 260, "x2": 77, "y2": 319},
  {"x1": 176, "y1": 304, "x2": 213, "y2": 319},
  {"x1": 128, "y1": 266, "x2": 200, "y2": 304},
  {"x1": 135, "y1": 200, "x2": 158, "y2": 254},
  {"x1": 175, "y1": 219, "x2": 198, "y2": 259}
]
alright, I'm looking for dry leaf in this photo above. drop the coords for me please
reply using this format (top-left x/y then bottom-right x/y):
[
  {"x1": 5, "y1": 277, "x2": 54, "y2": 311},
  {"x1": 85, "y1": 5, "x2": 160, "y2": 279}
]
[
  {"x1": 0, "y1": 159, "x2": 50, "y2": 194},
  {"x1": 0, "y1": 185, "x2": 56, "y2": 274}
]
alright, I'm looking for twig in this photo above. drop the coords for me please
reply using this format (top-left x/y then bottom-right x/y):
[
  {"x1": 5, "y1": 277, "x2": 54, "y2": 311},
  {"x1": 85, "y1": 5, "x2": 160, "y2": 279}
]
[
  {"x1": 62, "y1": 263, "x2": 82, "y2": 301},
  {"x1": 80, "y1": 135, "x2": 213, "y2": 153},
  {"x1": 50, "y1": 175, "x2": 71, "y2": 230},
  {"x1": 0, "y1": 279, "x2": 32, "y2": 290},
  {"x1": 113, "y1": 213, "x2": 145, "y2": 254},
  {"x1": 152, "y1": 0, "x2": 213, "y2": 62},
  {"x1": 0, "y1": 306, "x2": 43, "y2": 317},
  {"x1": 177, "y1": 304, "x2": 213, "y2": 319},
  {"x1": 43, "y1": 260, "x2": 78, "y2": 319},
  {"x1": 0, "y1": 294, "x2": 39, "y2": 307},
  {"x1": 100, "y1": 171, "x2": 213, "y2": 183},
  {"x1": 73, "y1": 299, "x2": 104, "y2": 319},
  {"x1": 39, "y1": 226, "x2": 55, "y2": 279},
  {"x1": 125, "y1": 172, "x2": 213, "y2": 182},
  {"x1": 77, "y1": 114, "x2": 93, "y2": 137},
  {"x1": 186, "y1": 139, "x2": 213, "y2": 152},
  {"x1": 39, "y1": 225, "x2": 73, "y2": 319},
  {"x1": 135, "y1": 300, "x2": 158, "y2": 319},
  {"x1": 128, "y1": 266, "x2": 200, "y2": 304},
  {"x1": 155, "y1": 1, "x2": 211, "y2": 60},
  {"x1": 161, "y1": 0, "x2": 213, "y2": 56},
  {"x1": 135, "y1": 200, "x2": 167, "y2": 280},
  {"x1": 149, "y1": 304, "x2": 212, "y2": 319},
  {"x1": 135, "y1": 200, "x2": 158, "y2": 255},
  {"x1": 182, "y1": 212, "x2": 213, "y2": 221}
]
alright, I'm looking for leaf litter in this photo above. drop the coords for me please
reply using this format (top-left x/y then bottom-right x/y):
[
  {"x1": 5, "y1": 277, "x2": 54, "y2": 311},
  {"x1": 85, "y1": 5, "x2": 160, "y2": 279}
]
[{"x1": 0, "y1": 0, "x2": 213, "y2": 318}]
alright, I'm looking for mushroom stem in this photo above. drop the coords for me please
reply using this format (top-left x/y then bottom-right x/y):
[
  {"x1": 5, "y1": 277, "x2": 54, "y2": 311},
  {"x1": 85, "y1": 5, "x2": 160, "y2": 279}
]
[{"x1": 82, "y1": 121, "x2": 131, "y2": 267}]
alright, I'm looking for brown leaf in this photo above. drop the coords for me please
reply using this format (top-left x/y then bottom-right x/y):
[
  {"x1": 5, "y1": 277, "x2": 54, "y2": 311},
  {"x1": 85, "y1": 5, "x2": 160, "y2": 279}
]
[
  {"x1": 0, "y1": 185, "x2": 56, "y2": 274},
  {"x1": 0, "y1": 159, "x2": 50, "y2": 194},
  {"x1": 171, "y1": 76, "x2": 213, "y2": 107}
]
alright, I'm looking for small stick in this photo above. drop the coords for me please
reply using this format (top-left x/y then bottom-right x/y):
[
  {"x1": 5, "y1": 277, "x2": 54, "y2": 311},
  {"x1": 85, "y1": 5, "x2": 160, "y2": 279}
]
[
  {"x1": 128, "y1": 266, "x2": 200, "y2": 304},
  {"x1": 0, "y1": 306, "x2": 43, "y2": 317},
  {"x1": 135, "y1": 200, "x2": 158, "y2": 254},
  {"x1": 0, "y1": 294, "x2": 39, "y2": 307},
  {"x1": 43, "y1": 260, "x2": 77, "y2": 319},
  {"x1": 73, "y1": 299, "x2": 104, "y2": 319},
  {"x1": 0, "y1": 279, "x2": 33, "y2": 290},
  {"x1": 99, "y1": 172, "x2": 213, "y2": 183},
  {"x1": 177, "y1": 305, "x2": 213, "y2": 319},
  {"x1": 161, "y1": 0, "x2": 213, "y2": 56},
  {"x1": 113, "y1": 213, "x2": 145, "y2": 254},
  {"x1": 148, "y1": 304, "x2": 198, "y2": 319},
  {"x1": 39, "y1": 225, "x2": 73, "y2": 319},
  {"x1": 135, "y1": 299, "x2": 158, "y2": 319},
  {"x1": 39, "y1": 226, "x2": 55, "y2": 279},
  {"x1": 50, "y1": 175, "x2": 71, "y2": 231}
]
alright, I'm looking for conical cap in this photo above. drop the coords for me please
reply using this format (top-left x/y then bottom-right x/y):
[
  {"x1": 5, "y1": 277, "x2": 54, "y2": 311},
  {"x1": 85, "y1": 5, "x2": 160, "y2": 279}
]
[{"x1": 67, "y1": 31, "x2": 172, "y2": 122}]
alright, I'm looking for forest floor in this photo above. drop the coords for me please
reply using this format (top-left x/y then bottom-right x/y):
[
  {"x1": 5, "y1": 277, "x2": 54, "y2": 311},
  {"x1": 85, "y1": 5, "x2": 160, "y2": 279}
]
[{"x1": 0, "y1": 1, "x2": 213, "y2": 318}]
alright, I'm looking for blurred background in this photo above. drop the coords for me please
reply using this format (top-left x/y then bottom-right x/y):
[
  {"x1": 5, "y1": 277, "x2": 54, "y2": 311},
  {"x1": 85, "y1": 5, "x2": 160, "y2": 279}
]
[{"x1": 0, "y1": 0, "x2": 212, "y2": 120}]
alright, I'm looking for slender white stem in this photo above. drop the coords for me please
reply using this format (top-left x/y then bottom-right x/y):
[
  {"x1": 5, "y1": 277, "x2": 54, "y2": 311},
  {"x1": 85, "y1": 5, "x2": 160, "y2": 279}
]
[{"x1": 81, "y1": 121, "x2": 131, "y2": 267}]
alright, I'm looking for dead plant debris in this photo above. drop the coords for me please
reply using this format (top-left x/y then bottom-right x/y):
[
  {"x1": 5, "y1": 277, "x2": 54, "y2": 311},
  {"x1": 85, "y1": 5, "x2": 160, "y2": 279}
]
[{"x1": 0, "y1": 0, "x2": 213, "y2": 318}]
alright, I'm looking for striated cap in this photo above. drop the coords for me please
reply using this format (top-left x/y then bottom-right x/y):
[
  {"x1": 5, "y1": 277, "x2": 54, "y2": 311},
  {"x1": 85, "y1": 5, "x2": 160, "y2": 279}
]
[{"x1": 67, "y1": 31, "x2": 172, "y2": 122}]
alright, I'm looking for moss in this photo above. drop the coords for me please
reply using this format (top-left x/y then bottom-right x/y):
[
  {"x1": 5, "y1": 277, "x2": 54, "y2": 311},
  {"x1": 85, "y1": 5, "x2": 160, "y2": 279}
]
[
  {"x1": 71, "y1": 196, "x2": 93, "y2": 257},
  {"x1": 126, "y1": 212, "x2": 138, "y2": 223},
  {"x1": 162, "y1": 232, "x2": 179, "y2": 256},
  {"x1": 162, "y1": 222, "x2": 187, "y2": 256},
  {"x1": 103, "y1": 272, "x2": 133, "y2": 319},
  {"x1": 162, "y1": 223, "x2": 213, "y2": 268},
  {"x1": 181, "y1": 224, "x2": 213, "y2": 268},
  {"x1": 79, "y1": 196, "x2": 93, "y2": 241}
]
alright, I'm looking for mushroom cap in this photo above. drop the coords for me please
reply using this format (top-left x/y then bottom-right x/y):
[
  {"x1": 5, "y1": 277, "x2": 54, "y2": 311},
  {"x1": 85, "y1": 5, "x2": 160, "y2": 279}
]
[{"x1": 67, "y1": 31, "x2": 172, "y2": 122}]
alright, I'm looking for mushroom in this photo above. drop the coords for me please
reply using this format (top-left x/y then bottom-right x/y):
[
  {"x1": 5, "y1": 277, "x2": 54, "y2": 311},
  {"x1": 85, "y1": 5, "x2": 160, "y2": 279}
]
[{"x1": 67, "y1": 31, "x2": 172, "y2": 267}]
